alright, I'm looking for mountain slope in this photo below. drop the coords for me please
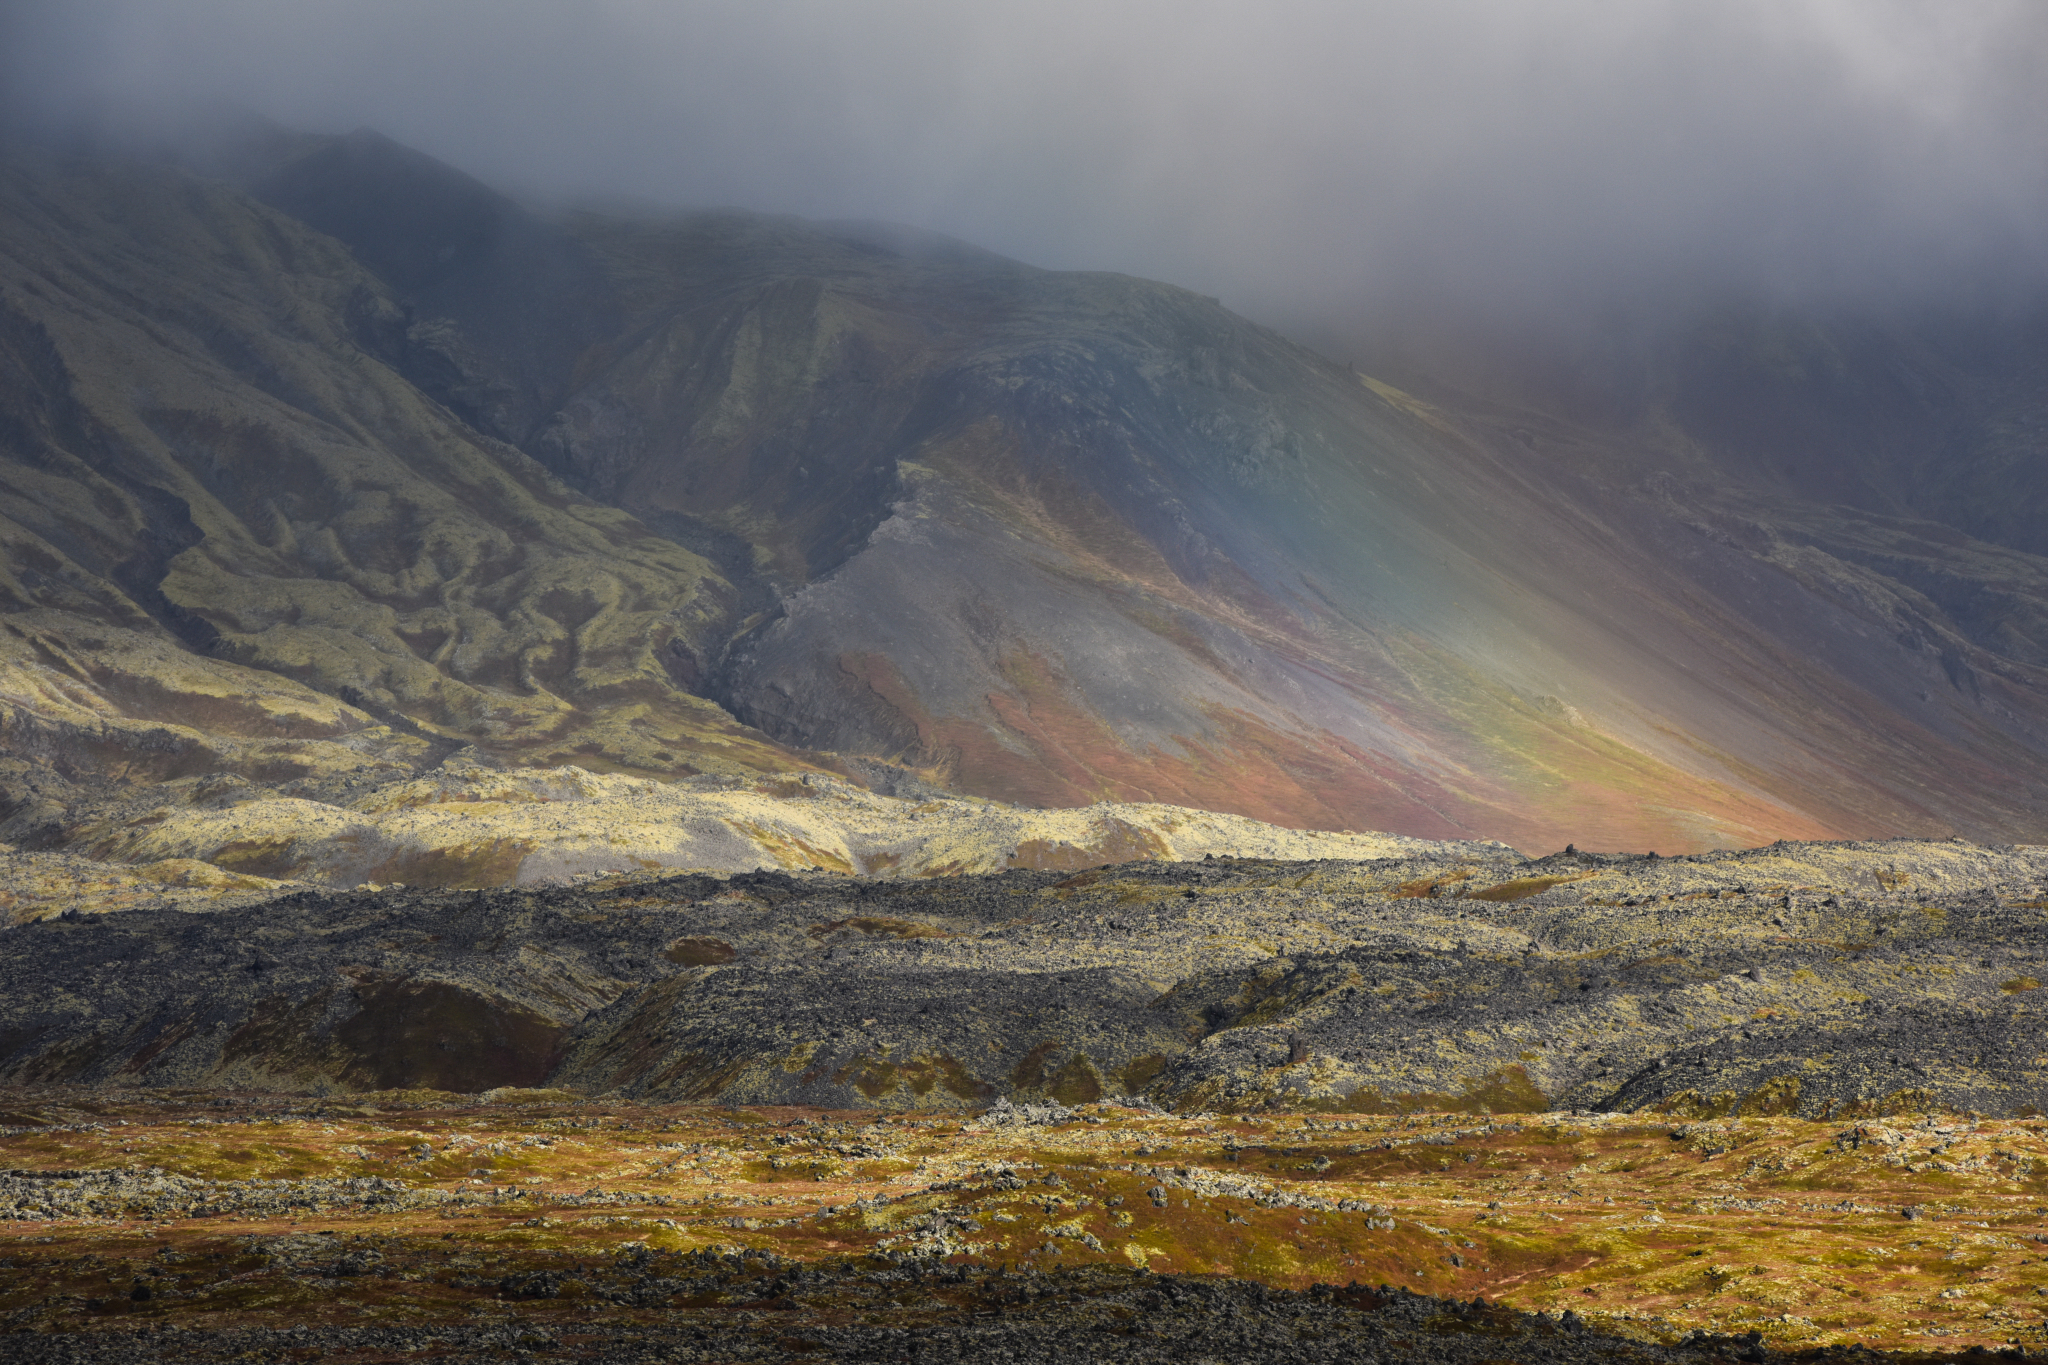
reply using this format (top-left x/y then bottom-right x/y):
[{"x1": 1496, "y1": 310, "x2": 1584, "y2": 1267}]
[
  {"x1": 325, "y1": 132, "x2": 2045, "y2": 851},
  {"x1": 3, "y1": 131, "x2": 2047, "y2": 863},
  {"x1": 0, "y1": 146, "x2": 819, "y2": 850}
]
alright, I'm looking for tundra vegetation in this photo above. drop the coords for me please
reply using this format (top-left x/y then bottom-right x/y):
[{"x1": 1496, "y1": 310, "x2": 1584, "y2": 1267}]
[
  {"x1": 0, "y1": 1089, "x2": 2044, "y2": 1359},
  {"x1": 1, "y1": 836, "x2": 2046, "y2": 1358}
]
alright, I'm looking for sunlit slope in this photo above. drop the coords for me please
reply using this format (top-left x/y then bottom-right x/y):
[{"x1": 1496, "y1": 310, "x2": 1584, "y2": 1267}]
[
  {"x1": 1, "y1": 766, "x2": 1490, "y2": 910},
  {"x1": 0, "y1": 152, "x2": 813, "y2": 799},
  {"x1": 7, "y1": 132, "x2": 2046, "y2": 858},
  {"x1": 520, "y1": 206, "x2": 2048, "y2": 849}
]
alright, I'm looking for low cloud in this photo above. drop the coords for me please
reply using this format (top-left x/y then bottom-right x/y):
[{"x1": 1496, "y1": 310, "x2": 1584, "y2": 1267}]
[{"x1": 7, "y1": 0, "x2": 2047, "y2": 335}]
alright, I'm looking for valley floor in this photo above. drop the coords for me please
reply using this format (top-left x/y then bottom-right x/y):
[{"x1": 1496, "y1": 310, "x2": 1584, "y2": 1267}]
[{"x1": 0, "y1": 1089, "x2": 2044, "y2": 1360}]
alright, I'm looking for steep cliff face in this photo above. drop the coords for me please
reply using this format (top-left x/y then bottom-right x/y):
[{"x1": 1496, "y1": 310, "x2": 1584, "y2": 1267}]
[{"x1": 3, "y1": 131, "x2": 2047, "y2": 862}]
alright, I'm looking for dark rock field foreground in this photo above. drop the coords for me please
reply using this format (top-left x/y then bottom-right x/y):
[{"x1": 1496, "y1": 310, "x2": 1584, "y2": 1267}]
[
  {"x1": 0, "y1": 1266, "x2": 2000, "y2": 1365},
  {"x1": 2, "y1": 838, "x2": 2046, "y2": 1118}
]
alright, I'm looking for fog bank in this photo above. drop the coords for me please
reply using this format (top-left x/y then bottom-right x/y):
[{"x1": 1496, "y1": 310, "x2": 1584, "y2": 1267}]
[{"x1": 6, "y1": 0, "x2": 2046, "y2": 335}]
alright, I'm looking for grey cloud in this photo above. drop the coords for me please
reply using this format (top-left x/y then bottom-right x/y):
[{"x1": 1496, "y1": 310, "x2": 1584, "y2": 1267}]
[{"x1": 6, "y1": 0, "x2": 2047, "y2": 335}]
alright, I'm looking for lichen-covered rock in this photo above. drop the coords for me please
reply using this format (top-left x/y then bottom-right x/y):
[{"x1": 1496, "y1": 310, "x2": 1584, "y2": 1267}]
[
  {"x1": 3, "y1": 837, "x2": 2046, "y2": 1118},
  {"x1": 19, "y1": 762, "x2": 1490, "y2": 899}
]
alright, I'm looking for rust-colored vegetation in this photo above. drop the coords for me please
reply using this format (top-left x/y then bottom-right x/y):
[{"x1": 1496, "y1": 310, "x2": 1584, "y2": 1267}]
[
  {"x1": 1463, "y1": 873, "x2": 1595, "y2": 902},
  {"x1": 1393, "y1": 869, "x2": 1474, "y2": 898},
  {"x1": 4, "y1": 1091, "x2": 2044, "y2": 1354}
]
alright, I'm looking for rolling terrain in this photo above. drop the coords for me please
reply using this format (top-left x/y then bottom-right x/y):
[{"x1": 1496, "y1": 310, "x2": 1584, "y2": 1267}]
[
  {"x1": 4, "y1": 836, "x2": 2047, "y2": 1359},
  {"x1": 1, "y1": 1086, "x2": 2046, "y2": 1357},
  {"x1": 1, "y1": 128, "x2": 2047, "y2": 870},
  {"x1": 6, "y1": 106, "x2": 2048, "y2": 1365},
  {"x1": 5, "y1": 838, "x2": 2043, "y2": 1122}
]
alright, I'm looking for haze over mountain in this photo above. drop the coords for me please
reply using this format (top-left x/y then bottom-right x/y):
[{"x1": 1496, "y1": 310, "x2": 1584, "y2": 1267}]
[
  {"x1": 0, "y1": 3, "x2": 2045, "y2": 871},
  {"x1": 8, "y1": 2, "x2": 2048, "y2": 335}
]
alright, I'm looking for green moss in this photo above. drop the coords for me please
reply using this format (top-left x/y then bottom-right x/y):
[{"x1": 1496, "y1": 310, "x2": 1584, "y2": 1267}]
[
  {"x1": 922, "y1": 1053, "x2": 994, "y2": 1102},
  {"x1": 1313, "y1": 1064, "x2": 1549, "y2": 1116},
  {"x1": 663, "y1": 937, "x2": 737, "y2": 966},
  {"x1": 1119, "y1": 1053, "x2": 1166, "y2": 1094},
  {"x1": 806, "y1": 916, "x2": 951, "y2": 940},
  {"x1": 1010, "y1": 1041, "x2": 1062, "y2": 1092},
  {"x1": 1740, "y1": 1075, "x2": 1803, "y2": 1118},
  {"x1": 366, "y1": 839, "x2": 535, "y2": 889},
  {"x1": 1047, "y1": 1055, "x2": 1105, "y2": 1106},
  {"x1": 835, "y1": 1055, "x2": 902, "y2": 1100},
  {"x1": 1392, "y1": 871, "x2": 1474, "y2": 898},
  {"x1": 208, "y1": 838, "x2": 303, "y2": 879}
]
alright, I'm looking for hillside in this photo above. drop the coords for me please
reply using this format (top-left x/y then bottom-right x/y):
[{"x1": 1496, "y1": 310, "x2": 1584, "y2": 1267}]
[{"x1": 2, "y1": 129, "x2": 2048, "y2": 870}]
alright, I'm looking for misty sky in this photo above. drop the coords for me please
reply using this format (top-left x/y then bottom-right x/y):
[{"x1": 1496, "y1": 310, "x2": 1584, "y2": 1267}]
[{"x1": 6, "y1": 0, "x2": 2047, "y2": 335}]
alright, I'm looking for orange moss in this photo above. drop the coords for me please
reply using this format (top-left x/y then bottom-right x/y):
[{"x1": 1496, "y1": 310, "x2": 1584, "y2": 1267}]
[
  {"x1": 832, "y1": 1053, "x2": 994, "y2": 1104},
  {"x1": 1464, "y1": 873, "x2": 1594, "y2": 902},
  {"x1": 6, "y1": 1096, "x2": 2046, "y2": 1353},
  {"x1": 1314, "y1": 1064, "x2": 1550, "y2": 1115}
]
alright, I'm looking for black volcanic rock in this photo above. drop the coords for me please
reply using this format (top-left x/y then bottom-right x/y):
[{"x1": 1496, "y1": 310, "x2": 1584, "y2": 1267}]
[
  {"x1": 5, "y1": 840, "x2": 2046, "y2": 1120},
  {"x1": 0, "y1": 1261, "x2": 1832, "y2": 1365}
]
